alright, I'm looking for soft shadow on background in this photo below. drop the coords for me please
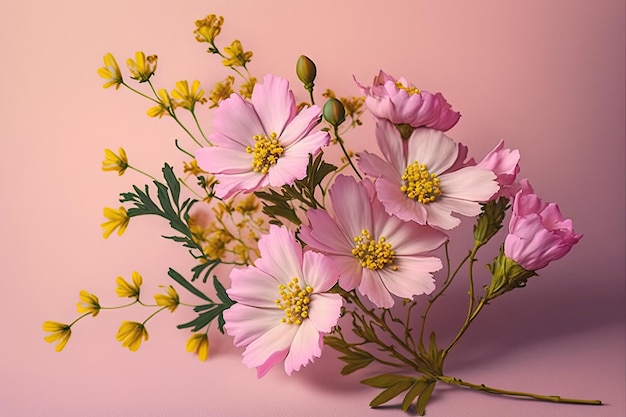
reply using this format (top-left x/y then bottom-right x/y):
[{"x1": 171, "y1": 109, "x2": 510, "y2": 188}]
[{"x1": 1, "y1": 1, "x2": 624, "y2": 416}]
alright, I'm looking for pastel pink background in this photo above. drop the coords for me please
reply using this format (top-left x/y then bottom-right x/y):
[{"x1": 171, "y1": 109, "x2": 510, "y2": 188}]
[{"x1": 1, "y1": 0, "x2": 624, "y2": 416}]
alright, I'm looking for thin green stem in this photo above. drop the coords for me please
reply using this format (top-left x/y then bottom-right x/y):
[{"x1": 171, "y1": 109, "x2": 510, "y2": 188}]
[
  {"x1": 141, "y1": 306, "x2": 168, "y2": 325},
  {"x1": 68, "y1": 313, "x2": 93, "y2": 327},
  {"x1": 122, "y1": 82, "x2": 159, "y2": 102},
  {"x1": 333, "y1": 126, "x2": 362, "y2": 180},
  {"x1": 438, "y1": 376, "x2": 602, "y2": 405},
  {"x1": 442, "y1": 298, "x2": 487, "y2": 359},
  {"x1": 191, "y1": 110, "x2": 212, "y2": 145},
  {"x1": 129, "y1": 165, "x2": 157, "y2": 181}
]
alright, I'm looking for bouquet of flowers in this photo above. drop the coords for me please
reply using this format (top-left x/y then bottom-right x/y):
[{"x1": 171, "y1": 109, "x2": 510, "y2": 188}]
[{"x1": 44, "y1": 13, "x2": 602, "y2": 415}]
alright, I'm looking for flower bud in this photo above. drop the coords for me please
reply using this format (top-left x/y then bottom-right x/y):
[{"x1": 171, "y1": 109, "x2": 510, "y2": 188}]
[
  {"x1": 296, "y1": 55, "x2": 317, "y2": 91},
  {"x1": 473, "y1": 197, "x2": 509, "y2": 246},
  {"x1": 323, "y1": 97, "x2": 346, "y2": 127},
  {"x1": 485, "y1": 247, "x2": 537, "y2": 300}
]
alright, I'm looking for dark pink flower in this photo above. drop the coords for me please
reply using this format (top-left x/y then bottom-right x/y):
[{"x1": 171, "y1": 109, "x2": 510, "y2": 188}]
[
  {"x1": 356, "y1": 70, "x2": 460, "y2": 132},
  {"x1": 504, "y1": 180, "x2": 582, "y2": 270},
  {"x1": 475, "y1": 140, "x2": 521, "y2": 199}
]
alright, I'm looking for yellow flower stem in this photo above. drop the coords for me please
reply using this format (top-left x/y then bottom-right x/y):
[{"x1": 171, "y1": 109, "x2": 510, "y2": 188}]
[
  {"x1": 68, "y1": 312, "x2": 93, "y2": 327},
  {"x1": 141, "y1": 306, "x2": 168, "y2": 325},
  {"x1": 128, "y1": 165, "x2": 157, "y2": 181},
  {"x1": 191, "y1": 110, "x2": 212, "y2": 146},
  {"x1": 121, "y1": 82, "x2": 160, "y2": 103},
  {"x1": 333, "y1": 126, "x2": 362, "y2": 180},
  {"x1": 175, "y1": 139, "x2": 195, "y2": 158},
  {"x1": 437, "y1": 376, "x2": 602, "y2": 405},
  {"x1": 100, "y1": 300, "x2": 139, "y2": 310},
  {"x1": 178, "y1": 177, "x2": 205, "y2": 199}
]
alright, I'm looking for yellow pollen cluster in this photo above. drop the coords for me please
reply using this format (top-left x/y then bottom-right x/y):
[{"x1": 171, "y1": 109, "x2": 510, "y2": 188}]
[
  {"x1": 246, "y1": 132, "x2": 284, "y2": 174},
  {"x1": 401, "y1": 161, "x2": 441, "y2": 204},
  {"x1": 276, "y1": 277, "x2": 314, "y2": 325},
  {"x1": 352, "y1": 230, "x2": 396, "y2": 271},
  {"x1": 395, "y1": 81, "x2": 421, "y2": 95}
]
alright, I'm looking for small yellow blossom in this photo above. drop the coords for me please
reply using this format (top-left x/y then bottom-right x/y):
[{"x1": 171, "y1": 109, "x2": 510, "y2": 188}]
[
  {"x1": 147, "y1": 89, "x2": 174, "y2": 118},
  {"x1": 101, "y1": 147, "x2": 128, "y2": 175},
  {"x1": 239, "y1": 77, "x2": 257, "y2": 99},
  {"x1": 183, "y1": 159, "x2": 207, "y2": 177},
  {"x1": 101, "y1": 206, "x2": 129, "y2": 238},
  {"x1": 209, "y1": 76, "x2": 235, "y2": 108},
  {"x1": 204, "y1": 230, "x2": 232, "y2": 259},
  {"x1": 171, "y1": 80, "x2": 207, "y2": 111},
  {"x1": 221, "y1": 40, "x2": 252, "y2": 68},
  {"x1": 194, "y1": 14, "x2": 224, "y2": 45},
  {"x1": 188, "y1": 217, "x2": 210, "y2": 245},
  {"x1": 43, "y1": 321, "x2": 72, "y2": 352},
  {"x1": 116, "y1": 271, "x2": 143, "y2": 298},
  {"x1": 127, "y1": 52, "x2": 158, "y2": 83},
  {"x1": 76, "y1": 290, "x2": 101, "y2": 317},
  {"x1": 186, "y1": 333, "x2": 209, "y2": 361},
  {"x1": 235, "y1": 194, "x2": 259, "y2": 215},
  {"x1": 97, "y1": 52, "x2": 123, "y2": 89},
  {"x1": 116, "y1": 321, "x2": 149, "y2": 352},
  {"x1": 154, "y1": 285, "x2": 179, "y2": 312}
]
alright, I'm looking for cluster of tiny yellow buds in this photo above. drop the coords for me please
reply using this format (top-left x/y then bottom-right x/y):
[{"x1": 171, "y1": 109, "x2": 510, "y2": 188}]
[
  {"x1": 235, "y1": 194, "x2": 259, "y2": 215},
  {"x1": 247, "y1": 132, "x2": 283, "y2": 174},
  {"x1": 147, "y1": 89, "x2": 174, "y2": 118},
  {"x1": 43, "y1": 321, "x2": 72, "y2": 352},
  {"x1": 154, "y1": 285, "x2": 180, "y2": 312},
  {"x1": 209, "y1": 76, "x2": 235, "y2": 108},
  {"x1": 222, "y1": 40, "x2": 253, "y2": 67},
  {"x1": 401, "y1": 161, "x2": 441, "y2": 204},
  {"x1": 395, "y1": 81, "x2": 421, "y2": 95},
  {"x1": 102, "y1": 147, "x2": 129, "y2": 175},
  {"x1": 186, "y1": 332, "x2": 210, "y2": 361},
  {"x1": 97, "y1": 52, "x2": 123, "y2": 89},
  {"x1": 341, "y1": 96, "x2": 365, "y2": 119},
  {"x1": 183, "y1": 159, "x2": 207, "y2": 177},
  {"x1": 116, "y1": 321, "x2": 149, "y2": 352},
  {"x1": 76, "y1": 290, "x2": 101, "y2": 317},
  {"x1": 239, "y1": 77, "x2": 257, "y2": 99},
  {"x1": 276, "y1": 277, "x2": 314, "y2": 325},
  {"x1": 115, "y1": 271, "x2": 143, "y2": 299},
  {"x1": 189, "y1": 220, "x2": 210, "y2": 245},
  {"x1": 352, "y1": 230, "x2": 397, "y2": 271},
  {"x1": 127, "y1": 52, "x2": 158, "y2": 83},
  {"x1": 194, "y1": 14, "x2": 224, "y2": 45},
  {"x1": 203, "y1": 230, "x2": 233, "y2": 259},
  {"x1": 101, "y1": 206, "x2": 130, "y2": 239},
  {"x1": 171, "y1": 80, "x2": 207, "y2": 111}
]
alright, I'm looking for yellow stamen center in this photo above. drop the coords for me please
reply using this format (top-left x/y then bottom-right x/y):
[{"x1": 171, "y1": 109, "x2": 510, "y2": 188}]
[
  {"x1": 401, "y1": 161, "x2": 441, "y2": 204},
  {"x1": 352, "y1": 230, "x2": 396, "y2": 271},
  {"x1": 395, "y1": 81, "x2": 421, "y2": 95},
  {"x1": 246, "y1": 132, "x2": 283, "y2": 174},
  {"x1": 276, "y1": 277, "x2": 314, "y2": 325}
]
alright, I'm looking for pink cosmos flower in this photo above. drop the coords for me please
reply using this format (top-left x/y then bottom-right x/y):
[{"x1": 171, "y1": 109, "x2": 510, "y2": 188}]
[
  {"x1": 504, "y1": 179, "x2": 582, "y2": 271},
  {"x1": 359, "y1": 121, "x2": 499, "y2": 230},
  {"x1": 356, "y1": 70, "x2": 461, "y2": 132},
  {"x1": 195, "y1": 74, "x2": 330, "y2": 199},
  {"x1": 224, "y1": 225, "x2": 342, "y2": 377},
  {"x1": 474, "y1": 140, "x2": 521, "y2": 199},
  {"x1": 299, "y1": 175, "x2": 447, "y2": 308}
]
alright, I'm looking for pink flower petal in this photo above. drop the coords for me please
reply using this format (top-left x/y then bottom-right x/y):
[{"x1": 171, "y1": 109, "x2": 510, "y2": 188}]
[
  {"x1": 242, "y1": 322, "x2": 297, "y2": 369},
  {"x1": 212, "y1": 94, "x2": 264, "y2": 148},
  {"x1": 378, "y1": 256, "x2": 441, "y2": 299},
  {"x1": 224, "y1": 305, "x2": 286, "y2": 347},
  {"x1": 358, "y1": 269, "x2": 394, "y2": 308},
  {"x1": 283, "y1": 320, "x2": 322, "y2": 375},
  {"x1": 439, "y1": 167, "x2": 498, "y2": 201},
  {"x1": 301, "y1": 251, "x2": 339, "y2": 292},
  {"x1": 254, "y1": 225, "x2": 303, "y2": 284},
  {"x1": 279, "y1": 105, "x2": 323, "y2": 148},
  {"x1": 407, "y1": 128, "x2": 458, "y2": 175},
  {"x1": 307, "y1": 293, "x2": 343, "y2": 333},
  {"x1": 195, "y1": 146, "x2": 252, "y2": 174},
  {"x1": 251, "y1": 74, "x2": 297, "y2": 135},
  {"x1": 228, "y1": 266, "x2": 281, "y2": 309}
]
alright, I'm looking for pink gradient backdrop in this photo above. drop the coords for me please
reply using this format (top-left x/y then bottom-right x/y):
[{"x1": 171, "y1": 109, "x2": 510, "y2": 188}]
[{"x1": 1, "y1": 0, "x2": 624, "y2": 416}]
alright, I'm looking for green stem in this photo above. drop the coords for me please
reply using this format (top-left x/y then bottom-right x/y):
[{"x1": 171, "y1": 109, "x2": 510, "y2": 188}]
[
  {"x1": 129, "y1": 165, "x2": 157, "y2": 181},
  {"x1": 442, "y1": 298, "x2": 487, "y2": 359},
  {"x1": 141, "y1": 306, "x2": 168, "y2": 325},
  {"x1": 191, "y1": 110, "x2": 212, "y2": 145},
  {"x1": 333, "y1": 126, "x2": 362, "y2": 180},
  {"x1": 438, "y1": 376, "x2": 602, "y2": 405},
  {"x1": 122, "y1": 82, "x2": 159, "y2": 102}
]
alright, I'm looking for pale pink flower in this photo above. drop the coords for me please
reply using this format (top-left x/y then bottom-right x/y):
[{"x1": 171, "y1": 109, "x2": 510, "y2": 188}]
[
  {"x1": 359, "y1": 121, "x2": 499, "y2": 230},
  {"x1": 195, "y1": 74, "x2": 329, "y2": 199},
  {"x1": 299, "y1": 175, "x2": 447, "y2": 308},
  {"x1": 224, "y1": 225, "x2": 342, "y2": 377},
  {"x1": 356, "y1": 70, "x2": 460, "y2": 132},
  {"x1": 475, "y1": 140, "x2": 521, "y2": 199},
  {"x1": 504, "y1": 179, "x2": 582, "y2": 270}
]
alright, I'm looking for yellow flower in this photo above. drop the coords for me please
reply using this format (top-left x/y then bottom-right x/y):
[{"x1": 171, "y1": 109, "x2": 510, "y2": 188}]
[
  {"x1": 171, "y1": 80, "x2": 207, "y2": 111},
  {"x1": 101, "y1": 147, "x2": 128, "y2": 175},
  {"x1": 221, "y1": 40, "x2": 252, "y2": 67},
  {"x1": 154, "y1": 285, "x2": 179, "y2": 312},
  {"x1": 203, "y1": 230, "x2": 232, "y2": 259},
  {"x1": 239, "y1": 77, "x2": 257, "y2": 99},
  {"x1": 97, "y1": 52, "x2": 123, "y2": 89},
  {"x1": 147, "y1": 88, "x2": 173, "y2": 118},
  {"x1": 209, "y1": 76, "x2": 235, "y2": 108},
  {"x1": 186, "y1": 333, "x2": 209, "y2": 361},
  {"x1": 235, "y1": 194, "x2": 259, "y2": 215},
  {"x1": 194, "y1": 14, "x2": 224, "y2": 45},
  {"x1": 115, "y1": 271, "x2": 142, "y2": 298},
  {"x1": 116, "y1": 321, "x2": 149, "y2": 352},
  {"x1": 183, "y1": 159, "x2": 207, "y2": 177},
  {"x1": 101, "y1": 206, "x2": 129, "y2": 238},
  {"x1": 76, "y1": 290, "x2": 101, "y2": 317},
  {"x1": 126, "y1": 51, "x2": 158, "y2": 83},
  {"x1": 43, "y1": 321, "x2": 72, "y2": 352}
]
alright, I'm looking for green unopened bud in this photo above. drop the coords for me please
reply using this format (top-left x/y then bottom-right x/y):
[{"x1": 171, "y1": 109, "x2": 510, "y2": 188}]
[
  {"x1": 485, "y1": 247, "x2": 537, "y2": 300},
  {"x1": 296, "y1": 55, "x2": 317, "y2": 92},
  {"x1": 473, "y1": 197, "x2": 510, "y2": 246},
  {"x1": 323, "y1": 98, "x2": 346, "y2": 127}
]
